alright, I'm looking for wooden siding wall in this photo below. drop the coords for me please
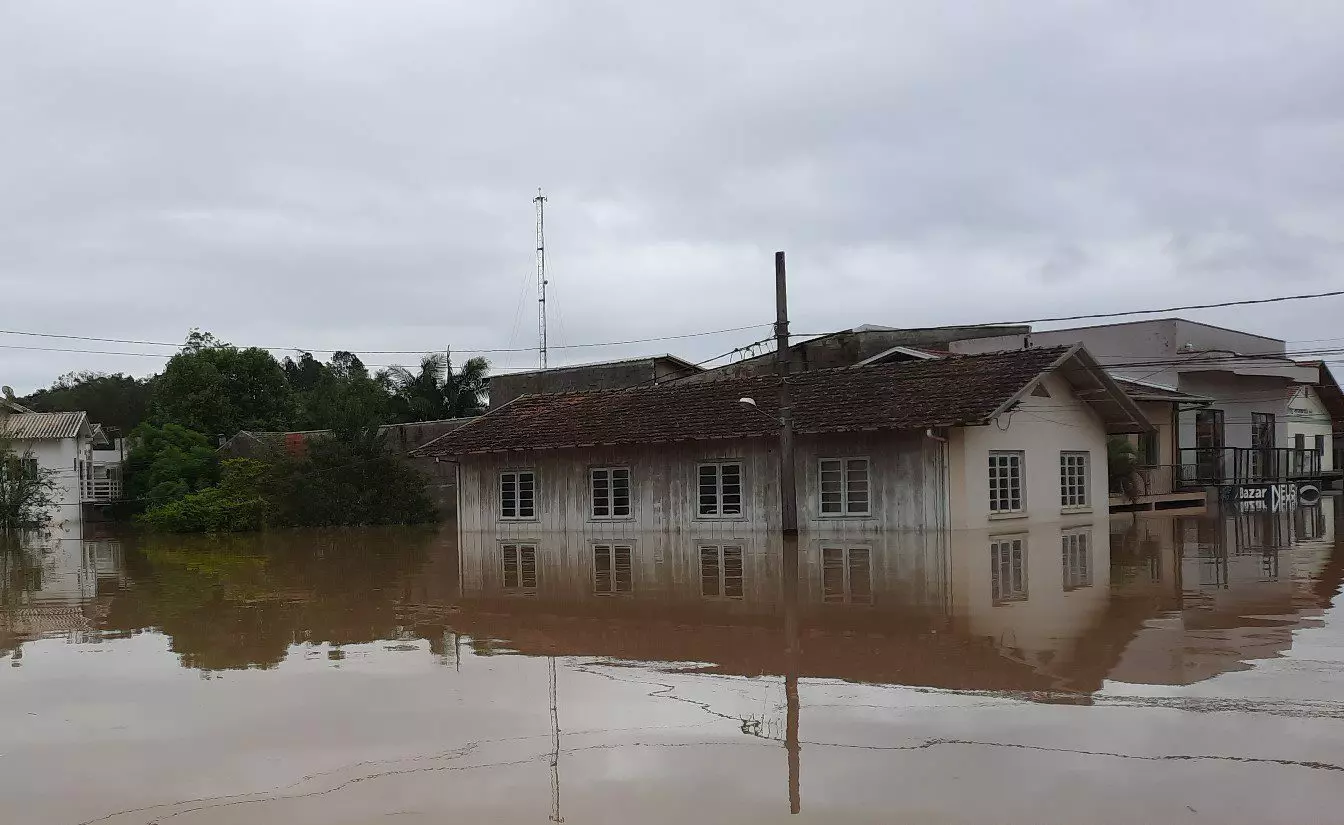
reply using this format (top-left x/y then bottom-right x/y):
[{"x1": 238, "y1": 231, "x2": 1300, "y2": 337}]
[{"x1": 456, "y1": 431, "x2": 946, "y2": 535}]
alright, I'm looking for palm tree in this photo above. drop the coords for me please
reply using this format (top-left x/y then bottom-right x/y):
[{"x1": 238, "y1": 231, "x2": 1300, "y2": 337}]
[{"x1": 381, "y1": 354, "x2": 488, "y2": 422}]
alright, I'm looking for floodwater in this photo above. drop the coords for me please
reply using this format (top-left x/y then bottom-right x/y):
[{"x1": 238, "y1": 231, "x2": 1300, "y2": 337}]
[{"x1": 2, "y1": 505, "x2": 1343, "y2": 825}]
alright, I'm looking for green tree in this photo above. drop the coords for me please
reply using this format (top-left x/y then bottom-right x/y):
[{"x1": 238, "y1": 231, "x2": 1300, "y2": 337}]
[
  {"x1": 381, "y1": 354, "x2": 488, "y2": 422},
  {"x1": 151, "y1": 331, "x2": 294, "y2": 437},
  {"x1": 268, "y1": 431, "x2": 437, "y2": 527},
  {"x1": 139, "y1": 458, "x2": 270, "y2": 533},
  {"x1": 0, "y1": 435, "x2": 59, "y2": 531},
  {"x1": 125, "y1": 422, "x2": 220, "y2": 508},
  {"x1": 288, "y1": 351, "x2": 392, "y2": 435},
  {"x1": 19, "y1": 372, "x2": 153, "y2": 433}
]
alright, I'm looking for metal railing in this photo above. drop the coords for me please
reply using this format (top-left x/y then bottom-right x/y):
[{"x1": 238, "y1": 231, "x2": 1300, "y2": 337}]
[{"x1": 1176, "y1": 447, "x2": 1322, "y2": 487}]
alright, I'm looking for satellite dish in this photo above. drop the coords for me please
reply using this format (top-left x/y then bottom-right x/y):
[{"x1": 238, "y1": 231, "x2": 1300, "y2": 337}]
[{"x1": 1, "y1": 386, "x2": 13, "y2": 400}]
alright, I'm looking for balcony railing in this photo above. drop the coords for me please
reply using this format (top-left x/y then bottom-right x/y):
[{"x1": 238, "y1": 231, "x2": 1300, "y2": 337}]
[
  {"x1": 81, "y1": 463, "x2": 123, "y2": 504},
  {"x1": 1176, "y1": 447, "x2": 1322, "y2": 487},
  {"x1": 1110, "y1": 464, "x2": 1177, "y2": 498}
]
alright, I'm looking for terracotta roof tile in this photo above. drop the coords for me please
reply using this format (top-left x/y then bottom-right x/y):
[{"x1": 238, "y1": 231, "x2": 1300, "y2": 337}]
[{"x1": 420, "y1": 346, "x2": 1073, "y2": 456}]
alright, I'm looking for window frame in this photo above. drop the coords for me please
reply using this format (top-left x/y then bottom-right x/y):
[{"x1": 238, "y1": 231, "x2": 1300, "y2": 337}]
[
  {"x1": 1060, "y1": 528, "x2": 1093, "y2": 592},
  {"x1": 820, "y1": 544, "x2": 874, "y2": 605},
  {"x1": 990, "y1": 534, "x2": 1028, "y2": 604},
  {"x1": 589, "y1": 466, "x2": 633, "y2": 520},
  {"x1": 1059, "y1": 450, "x2": 1090, "y2": 511},
  {"x1": 696, "y1": 461, "x2": 746, "y2": 520},
  {"x1": 592, "y1": 541, "x2": 635, "y2": 595},
  {"x1": 500, "y1": 542, "x2": 538, "y2": 594},
  {"x1": 498, "y1": 470, "x2": 538, "y2": 521},
  {"x1": 817, "y1": 457, "x2": 872, "y2": 517},
  {"x1": 988, "y1": 451, "x2": 1026, "y2": 516},
  {"x1": 698, "y1": 542, "x2": 746, "y2": 600}
]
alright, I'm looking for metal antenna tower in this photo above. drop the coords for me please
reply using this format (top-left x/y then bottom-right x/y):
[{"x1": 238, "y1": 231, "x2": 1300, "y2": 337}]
[{"x1": 534, "y1": 188, "x2": 549, "y2": 370}]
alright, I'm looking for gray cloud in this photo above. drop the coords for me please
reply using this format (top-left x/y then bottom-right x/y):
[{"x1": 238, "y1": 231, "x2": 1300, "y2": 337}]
[{"x1": 2, "y1": 0, "x2": 1343, "y2": 392}]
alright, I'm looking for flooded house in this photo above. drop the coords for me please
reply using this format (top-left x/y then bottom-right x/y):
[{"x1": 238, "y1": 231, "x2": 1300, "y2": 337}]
[
  {"x1": 949, "y1": 318, "x2": 1337, "y2": 498},
  {"x1": 420, "y1": 344, "x2": 1149, "y2": 539}
]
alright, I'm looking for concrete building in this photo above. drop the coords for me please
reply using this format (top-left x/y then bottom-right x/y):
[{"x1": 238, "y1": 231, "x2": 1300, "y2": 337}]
[
  {"x1": 488, "y1": 355, "x2": 702, "y2": 409},
  {"x1": 676, "y1": 324, "x2": 1029, "y2": 384},
  {"x1": 420, "y1": 345, "x2": 1149, "y2": 538},
  {"x1": 948, "y1": 318, "x2": 1324, "y2": 490}
]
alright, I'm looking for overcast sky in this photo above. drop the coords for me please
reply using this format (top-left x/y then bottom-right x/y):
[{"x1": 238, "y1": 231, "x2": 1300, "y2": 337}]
[{"x1": 3, "y1": 1, "x2": 1342, "y2": 393}]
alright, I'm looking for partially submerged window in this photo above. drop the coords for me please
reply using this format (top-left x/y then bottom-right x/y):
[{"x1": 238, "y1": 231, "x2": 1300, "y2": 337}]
[
  {"x1": 988, "y1": 451, "x2": 1024, "y2": 514},
  {"x1": 990, "y1": 536, "x2": 1028, "y2": 604},
  {"x1": 699, "y1": 544, "x2": 744, "y2": 599},
  {"x1": 1059, "y1": 451, "x2": 1089, "y2": 508},
  {"x1": 1061, "y1": 529, "x2": 1092, "y2": 591},
  {"x1": 499, "y1": 471, "x2": 536, "y2": 520},
  {"x1": 591, "y1": 467, "x2": 632, "y2": 519},
  {"x1": 501, "y1": 543, "x2": 537, "y2": 593},
  {"x1": 698, "y1": 462, "x2": 744, "y2": 518},
  {"x1": 818, "y1": 458, "x2": 870, "y2": 516},
  {"x1": 821, "y1": 546, "x2": 872, "y2": 605},
  {"x1": 593, "y1": 543, "x2": 633, "y2": 595}
]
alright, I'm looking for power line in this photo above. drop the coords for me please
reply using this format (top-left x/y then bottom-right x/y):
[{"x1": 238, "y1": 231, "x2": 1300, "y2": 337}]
[
  {"x1": 0, "y1": 323, "x2": 770, "y2": 356},
  {"x1": 981, "y1": 289, "x2": 1344, "y2": 328}
]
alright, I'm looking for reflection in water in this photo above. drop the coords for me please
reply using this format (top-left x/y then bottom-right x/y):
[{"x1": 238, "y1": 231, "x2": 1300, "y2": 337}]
[
  {"x1": 0, "y1": 506, "x2": 1340, "y2": 821},
  {"x1": 0, "y1": 507, "x2": 1336, "y2": 690}
]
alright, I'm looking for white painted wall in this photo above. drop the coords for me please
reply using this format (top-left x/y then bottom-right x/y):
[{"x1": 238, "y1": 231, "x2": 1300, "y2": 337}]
[
  {"x1": 10, "y1": 435, "x2": 87, "y2": 528},
  {"x1": 1284, "y1": 385, "x2": 1334, "y2": 471},
  {"x1": 946, "y1": 373, "x2": 1111, "y2": 530}
]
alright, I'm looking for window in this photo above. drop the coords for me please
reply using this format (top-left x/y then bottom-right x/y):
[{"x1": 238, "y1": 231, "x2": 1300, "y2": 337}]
[
  {"x1": 1137, "y1": 431, "x2": 1160, "y2": 466},
  {"x1": 988, "y1": 452, "x2": 1024, "y2": 514},
  {"x1": 698, "y1": 462, "x2": 743, "y2": 518},
  {"x1": 821, "y1": 546, "x2": 872, "y2": 604},
  {"x1": 593, "y1": 543, "x2": 633, "y2": 594},
  {"x1": 501, "y1": 544, "x2": 537, "y2": 592},
  {"x1": 1315, "y1": 435, "x2": 1326, "y2": 458},
  {"x1": 20, "y1": 458, "x2": 39, "y2": 479},
  {"x1": 590, "y1": 467, "x2": 632, "y2": 519},
  {"x1": 499, "y1": 471, "x2": 536, "y2": 520},
  {"x1": 818, "y1": 458, "x2": 870, "y2": 516},
  {"x1": 990, "y1": 536, "x2": 1028, "y2": 603},
  {"x1": 1251, "y1": 413, "x2": 1275, "y2": 479},
  {"x1": 1059, "y1": 451, "x2": 1089, "y2": 508},
  {"x1": 699, "y1": 544, "x2": 744, "y2": 599},
  {"x1": 1061, "y1": 530, "x2": 1092, "y2": 591}
]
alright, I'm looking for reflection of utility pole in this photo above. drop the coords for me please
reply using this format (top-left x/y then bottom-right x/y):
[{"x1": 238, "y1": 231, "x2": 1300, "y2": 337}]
[
  {"x1": 549, "y1": 656, "x2": 564, "y2": 823},
  {"x1": 782, "y1": 532, "x2": 801, "y2": 815},
  {"x1": 775, "y1": 252, "x2": 798, "y2": 535}
]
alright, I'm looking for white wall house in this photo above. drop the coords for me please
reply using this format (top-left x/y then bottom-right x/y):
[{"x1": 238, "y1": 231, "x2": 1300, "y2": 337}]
[
  {"x1": 2, "y1": 402, "x2": 95, "y2": 528},
  {"x1": 949, "y1": 318, "x2": 1322, "y2": 487},
  {"x1": 421, "y1": 345, "x2": 1149, "y2": 544}
]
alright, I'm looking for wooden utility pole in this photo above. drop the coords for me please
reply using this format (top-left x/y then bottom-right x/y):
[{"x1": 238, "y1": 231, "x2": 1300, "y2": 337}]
[{"x1": 775, "y1": 251, "x2": 798, "y2": 534}]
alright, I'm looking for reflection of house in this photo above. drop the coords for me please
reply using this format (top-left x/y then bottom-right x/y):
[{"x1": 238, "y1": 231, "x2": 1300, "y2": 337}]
[
  {"x1": 1106, "y1": 500, "x2": 1339, "y2": 686},
  {"x1": 950, "y1": 318, "x2": 1327, "y2": 490},
  {"x1": 456, "y1": 520, "x2": 1121, "y2": 693},
  {"x1": 0, "y1": 531, "x2": 126, "y2": 649},
  {"x1": 422, "y1": 346, "x2": 1148, "y2": 533}
]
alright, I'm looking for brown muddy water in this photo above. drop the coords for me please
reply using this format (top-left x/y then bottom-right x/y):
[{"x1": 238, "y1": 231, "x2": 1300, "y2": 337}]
[{"x1": 2, "y1": 505, "x2": 1343, "y2": 824}]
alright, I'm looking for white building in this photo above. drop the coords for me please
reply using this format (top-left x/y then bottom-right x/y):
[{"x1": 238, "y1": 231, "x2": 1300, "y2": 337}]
[
  {"x1": 2, "y1": 400, "x2": 96, "y2": 527},
  {"x1": 949, "y1": 318, "x2": 1325, "y2": 489}
]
